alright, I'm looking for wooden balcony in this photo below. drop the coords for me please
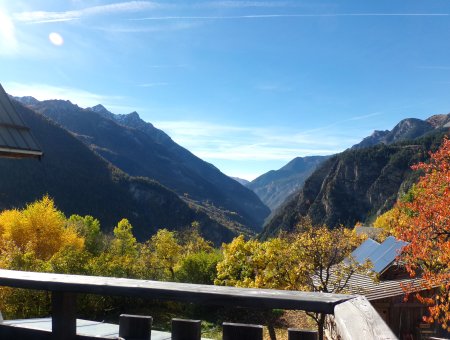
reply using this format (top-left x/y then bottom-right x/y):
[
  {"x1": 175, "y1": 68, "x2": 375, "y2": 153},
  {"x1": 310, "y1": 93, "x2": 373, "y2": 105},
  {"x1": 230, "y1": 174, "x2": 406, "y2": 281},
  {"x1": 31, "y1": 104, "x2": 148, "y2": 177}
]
[{"x1": 0, "y1": 269, "x2": 396, "y2": 339}]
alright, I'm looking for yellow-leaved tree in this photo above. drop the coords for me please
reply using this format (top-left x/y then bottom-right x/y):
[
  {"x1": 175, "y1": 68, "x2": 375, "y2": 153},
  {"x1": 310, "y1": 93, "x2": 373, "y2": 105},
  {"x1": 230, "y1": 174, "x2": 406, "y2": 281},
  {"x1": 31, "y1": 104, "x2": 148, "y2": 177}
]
[
  {"x1": 88, "y1": 218, "x2": 141, "y2": 279},
  {"x1": 140, "y1": 229, "x2": 182, "y2": 281},
  {"x1": 0, "y1": 196, "x2": 83, "y2": 262},
  {"x1": 0, "y1": 196, "x2": 85, "y2": 318},
  {"x1": 215, "y1": 223, "x2": 370, "y2": 340}
]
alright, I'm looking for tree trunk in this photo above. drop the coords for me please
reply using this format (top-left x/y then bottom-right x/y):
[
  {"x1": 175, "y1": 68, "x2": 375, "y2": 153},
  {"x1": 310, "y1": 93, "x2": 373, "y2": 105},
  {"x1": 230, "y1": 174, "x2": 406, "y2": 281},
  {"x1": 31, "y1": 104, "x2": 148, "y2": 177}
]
[
  {"x1": 263, "y1": 310, "x2": 277, "y2": 340},
  {"x1": 268, "y1": 322, "x2": 277, "y2": 340},
  {"x1": 317, "y1": 313, "x2": 325, "y2": 340}
]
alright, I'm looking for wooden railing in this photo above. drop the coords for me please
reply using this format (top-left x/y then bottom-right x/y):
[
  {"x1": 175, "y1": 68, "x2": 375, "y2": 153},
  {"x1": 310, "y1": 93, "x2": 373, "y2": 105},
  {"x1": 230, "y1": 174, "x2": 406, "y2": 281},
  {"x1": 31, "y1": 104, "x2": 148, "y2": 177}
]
[{"x1": 0, "y1": 269, "x2": 397, "y2": 339}]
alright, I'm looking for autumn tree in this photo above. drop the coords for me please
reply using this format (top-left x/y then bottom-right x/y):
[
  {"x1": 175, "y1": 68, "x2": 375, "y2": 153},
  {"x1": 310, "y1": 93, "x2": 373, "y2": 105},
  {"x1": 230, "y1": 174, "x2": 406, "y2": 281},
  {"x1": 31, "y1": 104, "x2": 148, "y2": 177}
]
[
  {"x1": 178, "y1": 221, "x2": 213, "y2": 255},
  {"x1": 0, "y1": 196, "x2": 84, "y2": 265},
  {"x1": 175, "y1": 250, "x2": 222, "y2": 284},
  {"x1": 290, "y1": 225, "x2": 371, "y2": 340},
  {"x1": 174, "y1": 222, "x2": 220, "y2": 284},
  {"x1": 215, "y1": 223, "x2": 369, "y2": 340},
  {"x1": 140, "y1": 229, "x2": 182, "y2": 281},
  {"x1": 89, "y1": 218, "x2": 141, "y2": 278},
  {"x1": 67, "y1": 214, "x2": 104, "y2": 255},
  {"x1": 0, "y1": 196, "x2": 85, "y2": 318},
  {"x1": 393, "y1": 136, "x2": 450, "y2": 329}
]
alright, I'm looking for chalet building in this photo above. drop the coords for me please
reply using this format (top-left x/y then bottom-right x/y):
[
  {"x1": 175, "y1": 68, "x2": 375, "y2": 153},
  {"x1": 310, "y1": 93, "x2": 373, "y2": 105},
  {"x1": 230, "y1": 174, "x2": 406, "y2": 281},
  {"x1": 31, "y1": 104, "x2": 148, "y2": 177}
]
[
  {"x1": 0, "y1": 83, "x2": 43, "y2": 159},
  {"x1": 347, "y1": 236, "x2": 450, "y2": 339}
]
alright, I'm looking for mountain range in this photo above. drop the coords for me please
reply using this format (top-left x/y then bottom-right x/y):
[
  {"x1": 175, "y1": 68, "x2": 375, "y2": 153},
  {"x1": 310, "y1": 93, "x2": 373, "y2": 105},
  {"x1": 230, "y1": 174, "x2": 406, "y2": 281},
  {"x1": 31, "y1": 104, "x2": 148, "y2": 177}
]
[
  {"x1": 351, "y1": 117, "x2": 447, "y2": 149},
  {"x1": 6, "y1": 93, "x2": 450, "y2": 243},
  {"x1": 1, "y1": 100, "x2": 237, "y2": 244},
  {"x1": 247, "y1": 156, "x2": 328, "y2": 211},
  {"x1": 14, "y1": 97, "x2": 270, "y2": 236},
  {"x1": 261, "y1": 114, "x2": 450, "y2": 238}
]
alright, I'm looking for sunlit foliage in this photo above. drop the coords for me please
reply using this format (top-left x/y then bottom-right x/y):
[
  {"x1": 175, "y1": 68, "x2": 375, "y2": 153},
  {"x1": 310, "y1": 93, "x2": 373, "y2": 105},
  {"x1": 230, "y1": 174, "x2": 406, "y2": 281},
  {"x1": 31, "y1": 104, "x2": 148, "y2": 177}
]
[
  {"x1": 0, "y1": 196, "x2": 218, "y2": 319},
  {"x1": 215, "y1": 221, "x2": 370, "y2": 339},
  {"x1": 0, "y1": 196, "x2": 83, "y2": 261},
  {"x1": 392, "y1": 136, "x2": 450, "y2": 329}
]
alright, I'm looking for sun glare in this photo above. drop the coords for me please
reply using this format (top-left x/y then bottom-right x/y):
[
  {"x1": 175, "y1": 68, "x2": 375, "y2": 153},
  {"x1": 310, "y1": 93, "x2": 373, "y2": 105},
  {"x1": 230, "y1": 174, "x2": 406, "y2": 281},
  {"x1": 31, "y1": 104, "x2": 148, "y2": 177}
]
[
  {"x1": 49, "y1": 32, "x2": 64, "y2": 46},
  {"x1": 0, "y1": 9, "x2": 18, "y2": 54}
]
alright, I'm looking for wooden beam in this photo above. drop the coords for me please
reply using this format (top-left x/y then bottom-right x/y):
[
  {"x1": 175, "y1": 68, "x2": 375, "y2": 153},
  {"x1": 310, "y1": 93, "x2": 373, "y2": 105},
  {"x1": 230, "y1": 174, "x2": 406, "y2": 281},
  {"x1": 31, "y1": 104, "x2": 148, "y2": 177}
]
[
  {"x1": 222, "y1": 322, "x2": 263, "y2": 340},
  {"x1": 288, "y1": 328, "x2": 318, "y2": 340},
  {"x1": 172, "y1": 318, "x2": 201, "y2": 340},
  {"x1": 0, "y1": 147, "x2": 43, "y2": 159},
  {"x1": 118, "y1": 314, "x2": 152, "y2": 340},
  {"x1": 0, "y1": 269, "x2": 354, "y2": 314},
  {"x1": 0, "y1": 324, "x2": 51, "y2": 340},
  {"x1": 0, "y1": 122, "x2": 30, "y2": 131},
  {"x1": 333, "y1": 296, "x2": 397, "y2": 340},
  {"x1": 52, "y1": 291, "x2": 76, "y2": 340}
]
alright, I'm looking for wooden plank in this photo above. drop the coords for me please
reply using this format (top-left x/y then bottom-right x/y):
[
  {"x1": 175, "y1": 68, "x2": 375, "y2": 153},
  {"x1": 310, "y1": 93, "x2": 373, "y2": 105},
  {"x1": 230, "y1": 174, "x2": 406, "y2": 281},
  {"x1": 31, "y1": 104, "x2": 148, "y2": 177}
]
[
  {"x1": 118, "y1": 314, "x2": 152, "y2": 340},
  {"x1": 333, "y1": 296, "x2": 397, "y2": 340},
  {"x1": 222, "y1": 322, "x2": 263, "y2": 340},
  {"x1": 0, "y1": 269, "x2": 354, "y2": 314},
  {"x1": 287, "y1": 328, "x2": 318, "y2": 340},
  {"x1": 0, "y1": 324, "x2": 51, "y2": 340},
  {"x1": 2, "y1": 318, "x2": 177, "y2": 339},
  {"x1": 52, "y1": 291, "x2": 77, "y2": 340},
  {"x1": 172, "y1": 318, "x2": 201, "y2": 340}
]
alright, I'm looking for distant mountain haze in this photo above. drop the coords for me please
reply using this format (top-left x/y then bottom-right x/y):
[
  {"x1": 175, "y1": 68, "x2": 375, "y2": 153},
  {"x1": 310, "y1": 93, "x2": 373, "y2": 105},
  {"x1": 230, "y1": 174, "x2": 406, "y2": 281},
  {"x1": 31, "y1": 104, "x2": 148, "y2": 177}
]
[
  {"x1": 247, "y1": 156, "x2": 329, "y2": 211},
  {"x1": 262, "y1": 113, "x2": 450, "y2": 239},
  {"x1": 231, "y1": 177, "x2": 250, "y2": 186},
  {"x1": 1, "y1": 100, "x2": 235, "y2": 245},
  {"x1": 14, "y1": 97, "x2": 270, "y2": 233}
]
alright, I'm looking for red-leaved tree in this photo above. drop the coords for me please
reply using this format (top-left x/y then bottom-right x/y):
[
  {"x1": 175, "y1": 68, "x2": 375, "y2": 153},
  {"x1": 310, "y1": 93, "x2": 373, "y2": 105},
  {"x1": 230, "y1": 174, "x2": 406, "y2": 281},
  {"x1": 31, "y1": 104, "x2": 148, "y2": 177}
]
[{"x1": 395, "y1": 136, "x2": 450, "y2": 329}]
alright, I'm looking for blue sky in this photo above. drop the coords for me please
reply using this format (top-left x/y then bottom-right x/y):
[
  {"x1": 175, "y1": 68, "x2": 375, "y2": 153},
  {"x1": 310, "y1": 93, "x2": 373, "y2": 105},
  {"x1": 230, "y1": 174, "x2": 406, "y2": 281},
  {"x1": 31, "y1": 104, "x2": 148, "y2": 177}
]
[{"x1": 1, "y1": 1, "x2": 450, "y2": 180}]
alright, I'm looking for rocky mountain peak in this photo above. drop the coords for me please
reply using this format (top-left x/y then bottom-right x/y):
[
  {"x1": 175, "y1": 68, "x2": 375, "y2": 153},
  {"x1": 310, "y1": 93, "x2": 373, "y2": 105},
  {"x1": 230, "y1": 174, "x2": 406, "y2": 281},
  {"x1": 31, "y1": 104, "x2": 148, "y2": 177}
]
[
  {"x1": 128, "y1": 111, "x2": 140, "y2": 119},
  {"x1": 426, "y1": 113, "x2": 450, "y2": 128},
  {"x1": 41, "y1": 99, "x2": 81, "y2": 112},
  {"x1": 91, "y1": 104, "x2": 108, "y2": 113},
  {"x1": 352, "y1": 117, "x2": 433, "y2": 149},
  {"x1": 12, "y1": 95, "x2": 39, "y2": 106},
  {"x1": 89, "y1": 104, "x2": 115, "y2": 120},
  {"x1": 115, "y1": 111, "x2": 156, "y2": 130}
]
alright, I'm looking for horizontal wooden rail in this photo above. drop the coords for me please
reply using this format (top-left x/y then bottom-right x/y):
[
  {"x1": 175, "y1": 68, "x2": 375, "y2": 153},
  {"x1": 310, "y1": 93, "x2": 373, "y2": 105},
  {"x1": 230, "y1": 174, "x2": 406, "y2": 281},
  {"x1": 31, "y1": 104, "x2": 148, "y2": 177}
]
[
  {"x1": 0, "y1": 269, "x2": 397, "y2": 340},
  {"x1": 0, "y1": 269, "x2": 353, "y2": 314}
]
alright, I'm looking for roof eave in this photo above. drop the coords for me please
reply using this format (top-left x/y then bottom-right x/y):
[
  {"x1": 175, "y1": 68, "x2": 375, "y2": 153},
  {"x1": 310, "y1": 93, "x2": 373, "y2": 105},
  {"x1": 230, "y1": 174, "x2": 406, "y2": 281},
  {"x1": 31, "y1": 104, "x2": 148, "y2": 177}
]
[{"x1": 0, "y1": 147, "x2": 43, "y2": 160}]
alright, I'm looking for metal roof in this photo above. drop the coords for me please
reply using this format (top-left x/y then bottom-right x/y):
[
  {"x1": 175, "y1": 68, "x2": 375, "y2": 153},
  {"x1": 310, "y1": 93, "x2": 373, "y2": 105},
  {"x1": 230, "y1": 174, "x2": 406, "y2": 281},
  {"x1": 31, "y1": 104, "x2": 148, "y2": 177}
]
[
  {"x1": 312, "y1": 269, "x2": 426, "y2": 302},
  {"x1": 351, "y1": 238, "x2": 380, "y2": 264},
  {"x1": 350, "y1": 236, "x2": 408, "y2": 274},
  {"x1": 370, "y1": 236, "x2": 408, "y2": 274},
  {"x1": 328, "y1": 237, "x2": 427, "y2": 301},
  {"x1": 344, "y1": 272, "x2": 425, "y2": 301},
  {"x1": 0, "y1": 83, "x2": 42, "y2": 159}
]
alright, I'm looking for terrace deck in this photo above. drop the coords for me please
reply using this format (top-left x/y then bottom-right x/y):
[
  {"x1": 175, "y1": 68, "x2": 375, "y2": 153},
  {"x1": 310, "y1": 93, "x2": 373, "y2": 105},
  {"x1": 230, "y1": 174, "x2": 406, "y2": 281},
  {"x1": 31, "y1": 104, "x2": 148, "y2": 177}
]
[
  {"x1": 0, "y1": 269, "x2": 397, "y2": 339},
  {"x1": 1, "y1": 318, "x2": 212, "y2": 340}
]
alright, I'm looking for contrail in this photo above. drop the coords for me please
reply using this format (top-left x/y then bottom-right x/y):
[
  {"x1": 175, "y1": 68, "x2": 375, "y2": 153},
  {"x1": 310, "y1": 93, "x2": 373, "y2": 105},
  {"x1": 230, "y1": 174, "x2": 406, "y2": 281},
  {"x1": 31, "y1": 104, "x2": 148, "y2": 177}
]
[{"x1": 131, "y1": 13, "x2": 449, "y2": 21}]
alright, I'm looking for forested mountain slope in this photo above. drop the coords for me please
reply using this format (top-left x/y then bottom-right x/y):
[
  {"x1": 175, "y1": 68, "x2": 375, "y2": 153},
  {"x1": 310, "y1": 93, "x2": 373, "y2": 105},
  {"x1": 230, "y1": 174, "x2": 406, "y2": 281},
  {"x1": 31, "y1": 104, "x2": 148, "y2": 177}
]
[
  {"x1": 15, "y1": 98, "x2": 270, "y2": 232},
  {"x1": 0, "y1": 101, "x2": 235, "y2": 244},
  {"x1": 262, "y1": 128, "x2": 448, "y2": 239},
  {"x1": 248, "y1": 156, "x2": 328, "y2": 211}
]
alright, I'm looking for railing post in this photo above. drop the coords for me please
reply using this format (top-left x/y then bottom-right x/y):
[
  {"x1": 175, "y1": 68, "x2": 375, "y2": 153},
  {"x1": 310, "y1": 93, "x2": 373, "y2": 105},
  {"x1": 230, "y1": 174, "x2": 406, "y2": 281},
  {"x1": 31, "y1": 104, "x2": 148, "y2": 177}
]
[
  {"x1": 119, "y1": 314, "x2": 152, "y2": 340},
  {"x1": 222, "y1": 322, "x2": 263, "y2": 340},
  {"x1": 333, "y1": 296, "x2": 397, "y2": 339},
  {"x1": 52, "y1": 291, "x2": 77, "y2": 340},
  {"x1": 172, "y1": 318, "x2": 201, "y2": 340},
  {"x1": 288, "y1": 328, "x2": 318, "y2": 340}
]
